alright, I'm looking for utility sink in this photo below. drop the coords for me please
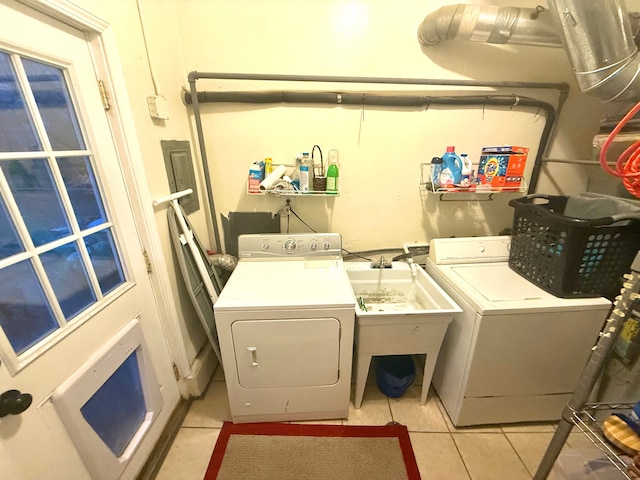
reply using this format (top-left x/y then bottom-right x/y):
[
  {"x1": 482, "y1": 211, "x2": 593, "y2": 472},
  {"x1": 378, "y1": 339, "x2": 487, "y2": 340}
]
[
  {"x1": 344, "y1": 261, "x2": 460, "y2": 322},
  {"x1": 344, "y1": 261, "x2": 461, "y2": 408}
]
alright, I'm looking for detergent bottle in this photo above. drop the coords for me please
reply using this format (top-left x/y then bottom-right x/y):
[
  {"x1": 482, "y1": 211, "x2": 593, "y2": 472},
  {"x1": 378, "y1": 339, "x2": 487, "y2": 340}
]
[
  {"x1": 459, "y1": 153, "x2": 474, "y2": 187},
  {"x1": 441, "y1": 146, "x2": 463, "y2": 185}
]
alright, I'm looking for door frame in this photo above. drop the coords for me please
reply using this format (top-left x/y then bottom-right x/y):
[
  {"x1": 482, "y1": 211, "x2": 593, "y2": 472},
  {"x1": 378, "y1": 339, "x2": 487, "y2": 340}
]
[{"x1": 16, "y1": 0, "x2": 191, "y2": 386}]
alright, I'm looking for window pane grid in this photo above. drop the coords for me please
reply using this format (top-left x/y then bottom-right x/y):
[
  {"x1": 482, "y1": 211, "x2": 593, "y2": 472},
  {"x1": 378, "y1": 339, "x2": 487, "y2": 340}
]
[
  {"x1": 10, "y1": 52, "x2": 51, "y2": 152},
  {"x1": 0, "y1": 51, "x2": 128, "y2": 361}
]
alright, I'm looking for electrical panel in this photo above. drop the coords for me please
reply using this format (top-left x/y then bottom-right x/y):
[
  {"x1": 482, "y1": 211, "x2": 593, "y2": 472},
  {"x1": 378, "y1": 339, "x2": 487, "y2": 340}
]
[{"x1": 161, "y1": 140, "x2": 199, "y2": 214}]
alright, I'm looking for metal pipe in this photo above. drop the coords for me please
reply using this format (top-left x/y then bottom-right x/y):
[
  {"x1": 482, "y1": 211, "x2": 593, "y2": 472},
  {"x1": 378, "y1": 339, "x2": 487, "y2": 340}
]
[
  {"x1": 547, "y1": 0, "x2": 640, "y2": 102},
  {"x1": 188, "y1": 76, "x2": 222, "y2": 253},
  {"x1": 185, "y1": 89, "x2": 555, "y2": 194},
  {"x1": 418, "y1": 4, "x2": 562, "y2": 48},
  {"x1": 417, "y1": 2, "x2": 640, "y2": 102},
  {"x1": 186, "y1": 71, "x2": 569, "y2": 95},
  {"x1": 185, "y1": 72, "x2": 568, "y2": 212}
]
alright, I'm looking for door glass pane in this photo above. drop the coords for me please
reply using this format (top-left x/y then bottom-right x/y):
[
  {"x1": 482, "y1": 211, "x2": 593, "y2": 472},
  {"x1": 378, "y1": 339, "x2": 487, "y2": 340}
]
[
  {"x1": 0, "y1": 196, "x2": 23, "y2": 259},
  {"x1": 85, "y1": 229, "x2": 125, "y2": 295},
  {"x1": 22, "y1": 58, "x2": 85, "y2": 151},
  {"x1": 0, "y1": 51, "x2": 42, "y2": 152},
  {"x1": 57, "y1": 156, "x2": 106, "y2": 229},
  {"x1": 80, "y1": 351, "x2": 146, "y2": 457},
  {"x1": 0, "y1": 260, "x2": 58, "y2": 355},
  {"x1": 1, "y1": 158, "x2": 71, "y2": 246},
  {"x1": 40, "y1": 242, "x2": 96, "y2": 319}
]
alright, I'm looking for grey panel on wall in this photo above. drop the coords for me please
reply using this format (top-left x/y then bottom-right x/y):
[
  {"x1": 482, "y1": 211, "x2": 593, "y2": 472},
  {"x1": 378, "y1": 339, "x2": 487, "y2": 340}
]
[
  {"x1": 162, "y1": 140, "x2": 200, "y2": 214},
  {"x1": 221, "y1": 212, "x2": 280, "y2": 257}
]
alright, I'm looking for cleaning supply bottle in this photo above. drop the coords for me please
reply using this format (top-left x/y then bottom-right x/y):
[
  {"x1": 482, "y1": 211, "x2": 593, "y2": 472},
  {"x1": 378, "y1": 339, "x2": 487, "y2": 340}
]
[
  {"x1": 441, "y1": 146, "x2": 463, "y2": 185},
  {"x1": 264, "y1": 157, "x2": 273, "y2": 176},
  {"x1": 428, "y1": 156, "x2": 443, "y2": 191},
  {"x1": 326, "y1": 149, "x2": 339, "y2": 194},
  {"x1": 298, "y1": 152, "x2": 312, "y2": 192},
  {"x1": 460, "y1": 154, "x2": 472, "y2": 187}
]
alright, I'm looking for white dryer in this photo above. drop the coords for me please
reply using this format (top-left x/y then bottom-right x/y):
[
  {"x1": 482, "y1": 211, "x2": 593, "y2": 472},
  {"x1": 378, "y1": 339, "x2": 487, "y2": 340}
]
[
  {"x1": 214, "y1": 233, "x2": 356, "y2": 424},
  {"x1": 425, "y1": 236, "x2": 612, "y2": 426}
]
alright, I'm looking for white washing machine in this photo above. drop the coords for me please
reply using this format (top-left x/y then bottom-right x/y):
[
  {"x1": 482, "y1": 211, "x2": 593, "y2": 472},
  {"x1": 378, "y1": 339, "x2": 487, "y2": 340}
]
[
  {"x1": 425, "y1": 236, "x2": 612, "y2": 426},
  {"x1": 214, "y1": 233, "x2": 356, "y2": 424}
]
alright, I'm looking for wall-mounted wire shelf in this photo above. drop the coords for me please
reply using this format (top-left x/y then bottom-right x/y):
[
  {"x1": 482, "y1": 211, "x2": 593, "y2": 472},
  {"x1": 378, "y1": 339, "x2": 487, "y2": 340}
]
[
  {"x1": 419, "y1": 161, "x2": 527, "y2": 200},
  {"x1": 247, "y1": 163, "x2": 339, "y2": 197}
]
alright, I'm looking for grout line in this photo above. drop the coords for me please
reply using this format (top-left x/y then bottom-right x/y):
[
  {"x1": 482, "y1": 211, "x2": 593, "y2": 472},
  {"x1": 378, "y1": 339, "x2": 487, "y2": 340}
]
[
  {"x1": 503, "y1": 432, "x2": 535, "y2": 479},
  {"x1": 386, "y1": 396, "x2": 395, "y2": 424},
  {"x1": 449, "y1": 432, "x2": 474, "y2": 480}
]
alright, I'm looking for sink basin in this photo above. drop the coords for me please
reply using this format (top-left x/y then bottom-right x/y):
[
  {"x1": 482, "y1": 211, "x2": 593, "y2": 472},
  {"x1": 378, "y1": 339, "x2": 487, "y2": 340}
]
[
  {"x1": 344, "y1": 261, "x2": 461, "y2": 408},
  {"x1": 344, "y1": 262, "x2": 460, "y2": 323}
]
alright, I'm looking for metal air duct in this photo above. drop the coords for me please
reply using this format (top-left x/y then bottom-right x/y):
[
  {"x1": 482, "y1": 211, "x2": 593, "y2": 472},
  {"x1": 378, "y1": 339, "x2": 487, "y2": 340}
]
[
  {"x1": 547, "y1": 0, "x2": 640, "y2": 102},
  {"x1": 418, "y1": 1, "x2": 640, "y2": 102},
  {"x1": 418, "y1": 4, "x2": 562, "y2": 47}
]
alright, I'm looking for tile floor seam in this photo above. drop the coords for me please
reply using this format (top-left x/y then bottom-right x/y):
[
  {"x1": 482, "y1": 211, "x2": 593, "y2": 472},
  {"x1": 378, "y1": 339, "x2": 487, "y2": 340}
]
[
  {"x1": 386, "y1": 397, "x2": 396, "y2": 426},
  {"x1": 503, "y1": 432, "x2": 536, "y2": 479},
  {"x1": 449, "y1": 431, "x2": 474, "y2": 480}
]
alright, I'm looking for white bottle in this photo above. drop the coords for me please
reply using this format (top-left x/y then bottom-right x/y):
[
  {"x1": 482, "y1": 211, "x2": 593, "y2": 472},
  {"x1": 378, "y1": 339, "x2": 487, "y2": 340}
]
[{"x1": 299, "y1": 153, "x2": 310, "y2": 192}]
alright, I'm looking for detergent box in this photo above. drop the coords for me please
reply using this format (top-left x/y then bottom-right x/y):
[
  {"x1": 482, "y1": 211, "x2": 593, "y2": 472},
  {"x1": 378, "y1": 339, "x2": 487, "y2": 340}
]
[{"x1": 477, "y1": 145, "x2": 529, "y2": 190}]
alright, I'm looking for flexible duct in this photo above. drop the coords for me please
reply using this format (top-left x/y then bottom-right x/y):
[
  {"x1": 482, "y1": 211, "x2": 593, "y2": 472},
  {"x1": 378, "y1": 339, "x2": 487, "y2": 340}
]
[{"x1": 418, "y1": 1, "x2": 640, "y2": 102}]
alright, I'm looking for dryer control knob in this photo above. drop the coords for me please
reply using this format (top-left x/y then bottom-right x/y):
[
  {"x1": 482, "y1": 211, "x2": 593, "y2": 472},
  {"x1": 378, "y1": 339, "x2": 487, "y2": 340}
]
[
  {"x1": 262, "y1": 243, "x2": 270, "y2": 251},
  {"x1": 478, "y1": 246, "x2": 485, "y2": 253},
  {"x1": 310, "y1": 242, "x2": 318, "y2": 251},
  {"x1": 283, "y1": 239, "x2": 297, "y2": 253},
  {"x1": 322, "y1": 241, "x2": 331, "y2": 250}
]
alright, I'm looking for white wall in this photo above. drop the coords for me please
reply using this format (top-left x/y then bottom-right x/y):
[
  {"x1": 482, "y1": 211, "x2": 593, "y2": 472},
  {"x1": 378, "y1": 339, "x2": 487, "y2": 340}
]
[
  {"x1": 72, "y1": 0, "x2": 211, "y2": 372},
  {"x1": 174, "y1": 0, "x2": 606, "y2": 254},
  {"x1": 69, "y1": 0, "x2": 636, "y2": 375}
]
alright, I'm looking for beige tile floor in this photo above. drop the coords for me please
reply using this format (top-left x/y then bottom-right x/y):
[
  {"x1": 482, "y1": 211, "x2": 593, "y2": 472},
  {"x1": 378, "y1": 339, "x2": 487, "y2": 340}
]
[{"x1": 155, "y1": 367, "x2": 625, "y2": 480}]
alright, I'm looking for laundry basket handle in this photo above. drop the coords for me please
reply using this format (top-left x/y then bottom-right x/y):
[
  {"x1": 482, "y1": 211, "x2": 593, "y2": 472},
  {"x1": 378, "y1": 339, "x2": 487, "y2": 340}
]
[{"x1": 510, "y1": 194, "x2": 640, "y2": 227}]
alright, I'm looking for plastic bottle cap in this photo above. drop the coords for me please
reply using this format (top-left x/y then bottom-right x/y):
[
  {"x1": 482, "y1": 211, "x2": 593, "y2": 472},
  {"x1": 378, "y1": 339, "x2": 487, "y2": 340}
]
[
  {"x1": 432, "y1": 157, "x2": 443, "y2": 164},
  {"x1": 446, "y1": 146, "x2": 455, "y2": 152}
]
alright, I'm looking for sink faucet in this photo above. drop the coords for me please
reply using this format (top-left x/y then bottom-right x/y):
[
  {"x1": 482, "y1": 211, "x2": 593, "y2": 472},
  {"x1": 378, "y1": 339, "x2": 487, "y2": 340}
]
[{"x1": 371, "y1": 256, "x2": 391, "y2": 269}]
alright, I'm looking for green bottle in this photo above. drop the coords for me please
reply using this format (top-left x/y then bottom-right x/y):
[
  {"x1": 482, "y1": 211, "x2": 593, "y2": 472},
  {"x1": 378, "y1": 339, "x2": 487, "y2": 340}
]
[{"x1": 326, "y1": 149, "x2": 339, "y2": 194}]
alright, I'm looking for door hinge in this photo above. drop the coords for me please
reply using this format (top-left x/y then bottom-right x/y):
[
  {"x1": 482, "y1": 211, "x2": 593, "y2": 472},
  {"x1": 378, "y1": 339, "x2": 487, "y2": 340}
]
[
  {"x1": 172, "y1": 362, "x2": 180, "y2": 381},
  {"x1": 97, "y1": 80, "x2": 111, "y2": 111},
  {"x1": 143, "y1": 250, "x2": 152, "y2": 274}
]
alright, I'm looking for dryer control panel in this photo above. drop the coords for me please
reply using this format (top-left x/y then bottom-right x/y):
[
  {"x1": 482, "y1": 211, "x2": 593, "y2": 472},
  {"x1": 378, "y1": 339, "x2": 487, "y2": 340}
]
[{"x1": 238, "y1": 233, "x2": 343, "y2": 259}]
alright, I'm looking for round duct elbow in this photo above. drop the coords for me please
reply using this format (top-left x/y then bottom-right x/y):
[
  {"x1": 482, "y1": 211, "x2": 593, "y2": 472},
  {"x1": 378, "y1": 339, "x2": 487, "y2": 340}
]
[
  {"x1": 417, "y1": 4, "x2": 463, "y2": 47},
  {"x1": 577, "y1": 56, "x2": 640, "y2": 102},
  {"x1": 547, "y1": 0, "x2": 640, "y2": 102}
]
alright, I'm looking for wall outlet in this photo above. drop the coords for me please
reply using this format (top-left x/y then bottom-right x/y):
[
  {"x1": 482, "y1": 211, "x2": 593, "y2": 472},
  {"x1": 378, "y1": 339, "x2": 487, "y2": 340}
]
[{"x1": 147, "y1": 94, "x2": 169, "y2": 120}]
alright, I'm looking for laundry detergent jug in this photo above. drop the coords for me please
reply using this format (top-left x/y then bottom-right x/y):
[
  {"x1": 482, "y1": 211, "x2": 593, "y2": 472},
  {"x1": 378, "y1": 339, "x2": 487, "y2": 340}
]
[{"x1": 441, "y1": 146, "x2": 463, "y2": 185}]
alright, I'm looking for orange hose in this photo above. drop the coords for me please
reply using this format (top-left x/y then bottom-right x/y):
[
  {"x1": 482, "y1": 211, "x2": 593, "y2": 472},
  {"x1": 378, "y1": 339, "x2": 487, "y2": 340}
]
[{"x1": 599, "y1": 101, "x2": 640, "y2": 198}]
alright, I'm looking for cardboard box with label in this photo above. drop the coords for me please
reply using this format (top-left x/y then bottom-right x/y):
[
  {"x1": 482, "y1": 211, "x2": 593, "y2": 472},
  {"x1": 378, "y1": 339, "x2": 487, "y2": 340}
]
[{"x1": 477, "y1": 145, "x2": 529, "y2": 190}]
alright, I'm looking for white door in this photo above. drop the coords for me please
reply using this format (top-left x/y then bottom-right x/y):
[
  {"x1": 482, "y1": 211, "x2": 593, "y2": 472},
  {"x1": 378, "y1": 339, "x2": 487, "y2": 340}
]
[{"x1": 0, "y1": 2, "x2": 178, "y2": 479}]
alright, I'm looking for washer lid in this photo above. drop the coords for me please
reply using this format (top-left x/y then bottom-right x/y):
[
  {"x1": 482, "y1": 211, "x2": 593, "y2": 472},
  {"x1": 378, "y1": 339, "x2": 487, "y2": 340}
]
[
  {"x1": 428, "y1": 261, "x2": 610, "y2": 313},
  {"x1": 451, "y1": 264, "x2": 551, "y2": 302}
]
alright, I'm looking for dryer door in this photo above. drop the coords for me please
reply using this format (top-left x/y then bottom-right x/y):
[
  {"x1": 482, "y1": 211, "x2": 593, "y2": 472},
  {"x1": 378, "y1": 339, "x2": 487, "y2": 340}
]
[{"x1": 232, "y1": 318, "x2": 340, "y2": 388}]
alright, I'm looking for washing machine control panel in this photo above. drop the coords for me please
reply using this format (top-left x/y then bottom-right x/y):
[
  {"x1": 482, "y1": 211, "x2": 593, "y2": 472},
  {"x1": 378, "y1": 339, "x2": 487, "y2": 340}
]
[
  {"x1": 429, "y1": 235, "x2": 511, "y2": 265},
  {"x1": 238, "y1": 233, "x2": 343, "y2": 258}
]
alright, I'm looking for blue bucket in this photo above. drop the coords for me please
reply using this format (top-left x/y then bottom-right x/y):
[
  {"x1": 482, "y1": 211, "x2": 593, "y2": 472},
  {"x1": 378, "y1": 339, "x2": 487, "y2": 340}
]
[{"x1": 375, "y1": 355, "x2": 415, "y2": 398}]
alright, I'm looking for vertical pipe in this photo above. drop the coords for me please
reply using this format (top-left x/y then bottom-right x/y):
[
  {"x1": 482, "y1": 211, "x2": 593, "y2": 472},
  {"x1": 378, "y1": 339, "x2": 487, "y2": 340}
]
[{"x1": 188, "y1": 74, "x2": 223, "y2": 253}]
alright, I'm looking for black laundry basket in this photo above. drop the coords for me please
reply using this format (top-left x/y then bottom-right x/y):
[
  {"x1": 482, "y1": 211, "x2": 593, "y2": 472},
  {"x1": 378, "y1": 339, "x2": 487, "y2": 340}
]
[{"x1": 508, "y1": 194, "x2": 640, "y2": 299}]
